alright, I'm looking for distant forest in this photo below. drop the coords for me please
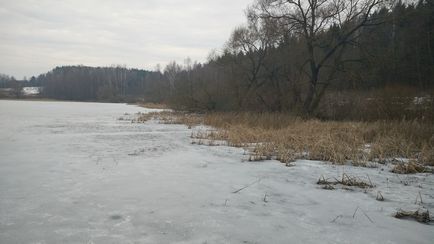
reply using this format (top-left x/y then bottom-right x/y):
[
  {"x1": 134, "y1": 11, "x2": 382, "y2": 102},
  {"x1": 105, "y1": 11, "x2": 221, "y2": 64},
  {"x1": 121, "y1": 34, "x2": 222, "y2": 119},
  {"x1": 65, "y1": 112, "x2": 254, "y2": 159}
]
[{"x1": 2, "y1": 0, "x2": 433, "y2": 120}]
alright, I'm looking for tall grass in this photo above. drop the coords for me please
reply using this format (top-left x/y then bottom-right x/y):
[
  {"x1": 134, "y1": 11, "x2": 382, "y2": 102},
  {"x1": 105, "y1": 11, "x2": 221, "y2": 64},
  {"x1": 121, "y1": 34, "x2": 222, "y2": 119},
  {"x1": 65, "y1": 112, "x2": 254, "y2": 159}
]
[{"x1": 138, "y1": 111, "x2": 434, "y2": 166}]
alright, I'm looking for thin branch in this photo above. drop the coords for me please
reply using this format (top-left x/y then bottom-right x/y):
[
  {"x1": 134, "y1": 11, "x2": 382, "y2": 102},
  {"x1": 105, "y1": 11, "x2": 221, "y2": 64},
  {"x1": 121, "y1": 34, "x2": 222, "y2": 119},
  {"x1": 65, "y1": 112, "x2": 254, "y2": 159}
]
[{"x1": 232, "y1": 178, "x2": 262, "y2": 194}]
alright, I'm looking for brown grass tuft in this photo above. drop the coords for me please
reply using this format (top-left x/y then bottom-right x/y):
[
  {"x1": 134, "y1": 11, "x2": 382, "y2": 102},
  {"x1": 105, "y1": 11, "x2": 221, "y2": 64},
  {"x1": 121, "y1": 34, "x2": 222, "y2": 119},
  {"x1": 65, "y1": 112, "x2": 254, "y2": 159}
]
[
  {"x1": 394, "y1": 209, "x2": 431, "y2": 223},
  {"x1": 317, "y1": 174, "x2": 375, "y2": 189},
  {"x1": 391, "y1": 161, "x2": 432, "y2": 174}
]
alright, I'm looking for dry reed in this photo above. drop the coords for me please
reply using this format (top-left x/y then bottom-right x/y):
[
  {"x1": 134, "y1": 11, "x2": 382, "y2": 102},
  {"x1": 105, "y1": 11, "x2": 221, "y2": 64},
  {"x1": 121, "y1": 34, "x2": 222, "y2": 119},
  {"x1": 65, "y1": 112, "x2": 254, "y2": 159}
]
[
  {"x1": 317, "y1": 174, "x2": 375, "y2": 189},
  {"x1": 391, "y1": 161, "x2": 432, "y2": 174},
  {"x1": 138, "y1": 102, "x2": 169, "y2": 109},
  {"x1": 136, "y1": 111, "x2": 434, "y2": 167}
]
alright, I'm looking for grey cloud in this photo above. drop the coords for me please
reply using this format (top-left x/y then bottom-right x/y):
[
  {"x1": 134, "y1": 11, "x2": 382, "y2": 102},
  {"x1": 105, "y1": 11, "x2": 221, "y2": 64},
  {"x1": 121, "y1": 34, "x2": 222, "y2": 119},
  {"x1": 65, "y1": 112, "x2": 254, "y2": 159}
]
[{"x1": 0, "y1": 0, "x2": 252, "y2": 78}]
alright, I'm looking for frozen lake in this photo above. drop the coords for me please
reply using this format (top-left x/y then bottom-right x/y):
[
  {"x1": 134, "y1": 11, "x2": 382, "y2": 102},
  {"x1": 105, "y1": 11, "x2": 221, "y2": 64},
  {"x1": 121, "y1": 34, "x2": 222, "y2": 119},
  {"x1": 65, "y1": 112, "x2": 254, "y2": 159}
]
[{"x1": 0, "y1": 100, "x2": 433, "y2": 243}]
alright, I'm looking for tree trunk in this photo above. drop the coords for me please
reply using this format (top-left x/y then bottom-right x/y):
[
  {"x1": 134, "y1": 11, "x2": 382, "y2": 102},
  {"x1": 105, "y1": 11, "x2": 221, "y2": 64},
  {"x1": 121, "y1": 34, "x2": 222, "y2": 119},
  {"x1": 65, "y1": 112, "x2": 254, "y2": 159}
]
[{"x1": 303, "y1": 65, "x2": 319, "y2": 115}]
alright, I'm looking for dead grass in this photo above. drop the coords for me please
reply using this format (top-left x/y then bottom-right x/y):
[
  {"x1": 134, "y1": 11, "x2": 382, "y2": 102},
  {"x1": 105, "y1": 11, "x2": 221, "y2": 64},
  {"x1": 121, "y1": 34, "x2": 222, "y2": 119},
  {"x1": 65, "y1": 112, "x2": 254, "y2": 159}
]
[
  {"x1": 135, "y1": 111, "x2": 434, "y2": 167},
  {"x1": 317, "y1": 174, "x2": 375, "y2": 189},
  {"x1": 138, "y1": 102, "x2": 169, "y2": 109},
  {"x1": 134, "y1": 111, "x2": 203, "y2": 128},
  {"x1": 394, "y1": 209, "x2": 431, "y2": 223},
  {"x1": 391, "y1": 161, "x2": 432, "y2": 174}
]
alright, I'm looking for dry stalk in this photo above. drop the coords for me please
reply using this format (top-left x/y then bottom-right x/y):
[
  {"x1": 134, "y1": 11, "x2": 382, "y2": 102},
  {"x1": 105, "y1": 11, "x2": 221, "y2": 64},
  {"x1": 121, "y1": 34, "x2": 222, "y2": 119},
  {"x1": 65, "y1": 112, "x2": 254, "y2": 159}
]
[{"x1": 376, "y1": 191, "x2": 384, "y2": 201}]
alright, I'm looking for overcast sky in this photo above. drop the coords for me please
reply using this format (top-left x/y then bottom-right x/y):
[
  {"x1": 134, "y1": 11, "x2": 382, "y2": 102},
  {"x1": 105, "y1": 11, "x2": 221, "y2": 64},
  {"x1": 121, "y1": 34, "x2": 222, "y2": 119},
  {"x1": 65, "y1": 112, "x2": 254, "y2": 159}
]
[{"x1": 0, "y1": 0, "x2": 252, "y2": 79}]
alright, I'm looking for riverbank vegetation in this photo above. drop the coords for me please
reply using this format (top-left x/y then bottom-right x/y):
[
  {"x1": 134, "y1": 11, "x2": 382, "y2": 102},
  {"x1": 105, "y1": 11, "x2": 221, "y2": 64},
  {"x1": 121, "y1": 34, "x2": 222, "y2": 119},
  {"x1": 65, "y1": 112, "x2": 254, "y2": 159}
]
[{"x1": 135, "y1": 111, "x2": 434, "y2": 168}]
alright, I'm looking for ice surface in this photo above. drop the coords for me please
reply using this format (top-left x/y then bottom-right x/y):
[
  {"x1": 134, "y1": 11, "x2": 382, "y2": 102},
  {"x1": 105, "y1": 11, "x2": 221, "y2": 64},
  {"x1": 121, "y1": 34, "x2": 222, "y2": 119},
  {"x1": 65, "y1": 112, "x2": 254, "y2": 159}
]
[{"x1": 0, "y1": 100, "x2": 433, "y2": 244}]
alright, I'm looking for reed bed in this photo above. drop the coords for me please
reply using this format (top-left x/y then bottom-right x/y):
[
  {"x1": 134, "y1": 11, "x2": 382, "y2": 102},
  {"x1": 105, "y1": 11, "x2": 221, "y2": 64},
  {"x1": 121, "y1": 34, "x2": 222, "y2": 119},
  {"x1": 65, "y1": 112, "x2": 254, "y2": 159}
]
[{"x1": 137, "y1": 111, "x2": 434, "y2": 167}]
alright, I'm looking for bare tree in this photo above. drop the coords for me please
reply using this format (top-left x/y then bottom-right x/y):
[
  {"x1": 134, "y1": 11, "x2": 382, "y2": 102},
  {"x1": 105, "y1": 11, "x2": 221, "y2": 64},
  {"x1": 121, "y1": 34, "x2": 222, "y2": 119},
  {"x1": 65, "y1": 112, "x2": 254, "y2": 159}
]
[
  {"x1": 253, "y1": 0, "x2": 382, "y2": 114},
  {"x1": 10, "y1": 78, "x2": 23, "y2": 98},
  {"x1": 225, "y1": 12, "x2": 281, "y2": 109},
  {"x1": 164, "y1": 61, "x2": 182, "y2": 94}
]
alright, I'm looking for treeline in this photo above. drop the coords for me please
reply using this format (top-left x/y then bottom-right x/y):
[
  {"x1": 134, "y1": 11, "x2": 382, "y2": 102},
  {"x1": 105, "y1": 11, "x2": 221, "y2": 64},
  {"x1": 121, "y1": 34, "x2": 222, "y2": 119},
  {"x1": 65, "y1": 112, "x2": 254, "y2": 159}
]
[
  {"x1": 165, "y1": 0, "x2": 434, "y2": 121},
  {"x1": 0, "y1": 74, "x2": 26, "y2": 98},
  {"x1": 1, "y1": 74, "x2": 20, "y2": 88},
  {"x1": 37, "y1": 66, "x2": 165, "y2": 102},
  {"x1": 32, "y1": 0, "x2": 434, "y2": 120}
]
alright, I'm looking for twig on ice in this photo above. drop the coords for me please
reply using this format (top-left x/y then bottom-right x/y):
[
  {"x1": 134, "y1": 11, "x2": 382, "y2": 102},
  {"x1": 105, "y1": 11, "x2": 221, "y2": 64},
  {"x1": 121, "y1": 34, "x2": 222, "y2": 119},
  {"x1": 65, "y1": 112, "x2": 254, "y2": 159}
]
[
  {"x1": 361, "y1": 209, "x2": 374, "y2": 223},
  {"x1": 353, "y1": 206, "x2": 359, "y2": 219},
  {"x1": 331, "y1": 215, "x2": 343, "y2": 223},
  {"x1": 232, "y1": 178, "x2": 262, "y2": 194},
  {"x1": 415, "y1": 191, "x2": 423, "y2": 204},
  {"x1": 353, "y1": 206, "x2": 374, "y2": 223}
]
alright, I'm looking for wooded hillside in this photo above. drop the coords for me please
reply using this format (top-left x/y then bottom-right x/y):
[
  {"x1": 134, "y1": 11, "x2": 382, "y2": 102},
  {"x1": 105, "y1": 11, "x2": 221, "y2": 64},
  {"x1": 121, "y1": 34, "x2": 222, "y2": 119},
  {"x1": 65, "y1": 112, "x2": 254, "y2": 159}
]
[{"x1": 11, "y1": 0, "x2": 433, "y2": 120}]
